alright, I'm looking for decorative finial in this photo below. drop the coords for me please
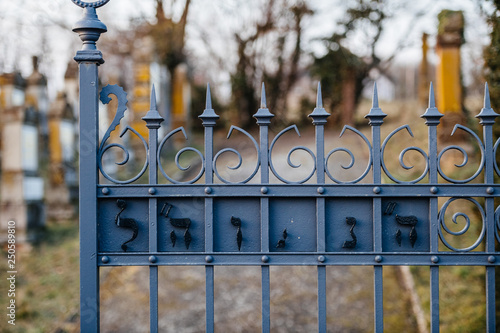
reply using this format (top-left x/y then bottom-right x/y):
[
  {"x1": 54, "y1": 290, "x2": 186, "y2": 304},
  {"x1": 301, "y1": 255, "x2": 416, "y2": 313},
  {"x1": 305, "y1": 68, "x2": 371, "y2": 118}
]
[
  {"x1": 421, "y1": 82, "x2": 443, "y2": 125},
  {"x1": 253, "y1": 82, "x2": 274, "y2": 125},
  {"x1": 199, "y1": 83, "x2": 219, "y2": 127},
  {"x1": 476, "y1": 82, "x2": 499, "y2": 125},
  {"x1": 142, "y1": 85, "x2": 164, "y2": 129},
  {"x1": 429, "y1": 82, "x2": 436, "y2": 108},
  {"x1": 206, "y1": 82, "x2": 212, "y2": 110},
  {"x1": 308, "y1": 82, "x2": 330, "y2": 125},
  {"x1": 365, "y1": 82, "x2": 386, "y2": 125},
  {"x1": 316, "y1": 82, "x2": 323, "y2": 108},
  {"x1": 150, "y1": 84, "x2": 157, "y2": 110},
  {"x1": 72, "y1": 0, "x2": 108, "y2": 62},
  {"x1": 372, "y1": 82, "x2": 379, "y2": 108},
  {"x1": 485, "y1": 82, "x2": 491, "y2": 109},
  {"x1": 260, "y1": 83, "x2": 267, "y2": 108},
  {"x1": 71, "y1": 0, "x2": 111, "y2": 8}
]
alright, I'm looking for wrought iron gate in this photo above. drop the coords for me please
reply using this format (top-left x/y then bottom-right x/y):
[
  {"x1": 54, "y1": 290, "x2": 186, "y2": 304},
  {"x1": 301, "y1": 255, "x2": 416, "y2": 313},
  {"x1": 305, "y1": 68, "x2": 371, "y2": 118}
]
[{"x1": 73, "y1": 2, "x2": 499, "y2": 332}]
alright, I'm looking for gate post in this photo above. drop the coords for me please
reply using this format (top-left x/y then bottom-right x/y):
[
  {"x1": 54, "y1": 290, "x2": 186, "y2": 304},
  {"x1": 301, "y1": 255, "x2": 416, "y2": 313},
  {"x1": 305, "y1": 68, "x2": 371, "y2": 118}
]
[{"x1": 72, "y1": 3, "x2": 108, "y2": 331}]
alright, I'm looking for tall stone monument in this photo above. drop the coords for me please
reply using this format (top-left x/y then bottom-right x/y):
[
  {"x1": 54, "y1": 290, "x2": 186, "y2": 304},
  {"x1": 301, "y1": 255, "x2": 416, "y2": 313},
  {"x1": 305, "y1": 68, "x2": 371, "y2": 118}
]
[
  {"x1": 435, "y1": 10, "x2": 466, "y2": 139},
  {"x1": 0, "y1": 62, "x2": 46, "y2": 242}
]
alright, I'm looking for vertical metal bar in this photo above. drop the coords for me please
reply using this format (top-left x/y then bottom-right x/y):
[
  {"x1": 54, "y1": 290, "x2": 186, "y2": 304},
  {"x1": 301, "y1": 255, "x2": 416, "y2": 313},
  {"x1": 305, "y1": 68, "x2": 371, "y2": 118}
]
[
  {"x1": 205, "y1": 200, "x2": 214, "y2": 333},
  {"x1": 199, "y1": 85, "x2": 218, "y2": 333},
  {"x1": 317, "y1": 266, "x2": 326, "y2": 333},
  {"x1": 149, "y1": 267, "x2": 158, "y2": 333},
  {"x1": 254, "y1": 84, "x2": 274, "y2": 333},
  {"x1": 309, "y1": 83, "x2": 330, "y2": 333},
  {"x1": 72, "y1": 6, "x2": 107, "y2": 332},
  {"x1": 476, "y1": 83, "x2": 498, "y2": 332},
  {"x1": 422, "y1": 83, "x2": 443, "y2": 333},
  {"x1": 365, "y1": 83, "x2": 386, "y2": 333},
  {"x1": 205, "y1": 265, "x2": 214, "y2": 332},
  {"x1": 143, "y1": 87, "x2": 163, "y2": 333}
]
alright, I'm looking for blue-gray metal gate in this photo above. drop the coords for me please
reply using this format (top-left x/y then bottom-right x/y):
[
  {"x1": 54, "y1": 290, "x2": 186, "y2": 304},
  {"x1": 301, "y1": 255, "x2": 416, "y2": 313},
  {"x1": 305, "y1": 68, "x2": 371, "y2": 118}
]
[{"x1": 73, "y1": 2, "x2": 499, "y2": 332}]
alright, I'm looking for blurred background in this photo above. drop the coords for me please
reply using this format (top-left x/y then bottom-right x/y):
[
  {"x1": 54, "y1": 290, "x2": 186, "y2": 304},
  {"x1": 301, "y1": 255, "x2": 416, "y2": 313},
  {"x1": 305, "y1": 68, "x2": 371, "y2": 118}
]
[{"x1": 0, "y1": 0, "x2": 499, "y2": 332}]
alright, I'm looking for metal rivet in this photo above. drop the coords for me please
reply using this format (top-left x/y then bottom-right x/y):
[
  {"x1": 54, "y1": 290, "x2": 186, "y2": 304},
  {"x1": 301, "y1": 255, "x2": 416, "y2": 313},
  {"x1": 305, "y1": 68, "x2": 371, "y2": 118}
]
[
  {"x1": 373, "y1": 186, "x2": 381, "y2": 194},
  {"x1": 149, "y1": 255, "x2": 157, "y2": 263},
  {"x1": 488, "y1": 256, "x2": 496, "y2": 263},
  {"x1": 318, "y1": 255, "x2": 326, "y2": 263},
  {"x1": 317, "y1": 187, "x2": 325, "y2": 194},
  {"x1": 101, "y1": 256, "x2": 109, "y2": 264},
  {"x1": 261, "y1": 255, "x2": 270, "y2": 263},
  {"x1": 430, "y1": 186, "x2": 438, "y2": 194},
  {"x1": 431, "y1": 256, "x2": 439, "y2": 264},
  {"x1": 102, "y1": 187, "x2": 110, "y2": 195},
  {"x1": 205, "y1": 187, "x2": 212, "y2": 194},
  {"x1": 261, "y1": 187, "x2": 268, "y2": 194},
  {"x1": 205, "y1": 255, "x2": 214, "y2": 263},
  {"x1": 487, "y1": 187, "x2": 495, "y2": 194},
  {"x1": 374, "y1": 255, "x2": 382, "y2": 263},
  {"x1": 148, "y1": 187, "x2": 156, "y2": 195}
]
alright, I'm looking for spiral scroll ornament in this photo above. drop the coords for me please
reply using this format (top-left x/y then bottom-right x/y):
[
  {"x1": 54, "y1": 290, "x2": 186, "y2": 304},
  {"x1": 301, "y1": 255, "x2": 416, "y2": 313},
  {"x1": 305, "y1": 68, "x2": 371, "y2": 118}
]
[
  {"x1": 269, "y1": 125, "x2": 316, "y2": 184},
  {"x1": 157, "y1": 127, "x2": 205, "y2": 184},
  {"x1": 325, "y1": 125, "x2": 372, "y2": 184},
  {"x1": 437, "y1": 125, "x2": 485, "y2": 183},
  {"x1": 438, "y1": 198, "x2": 486, "y2": 252},
  {"x1": 71, "y1": 0, "x2": 110, "y2": 8},
  {"x1": 98, "y1": 85, "x2": 149, "y2": 184},
  {"x1": 213, "y1": 126, "x2": 260, "y2": 184},
  {"x1": 381, "y1": 125, "x2": 429, "y2": 184}
]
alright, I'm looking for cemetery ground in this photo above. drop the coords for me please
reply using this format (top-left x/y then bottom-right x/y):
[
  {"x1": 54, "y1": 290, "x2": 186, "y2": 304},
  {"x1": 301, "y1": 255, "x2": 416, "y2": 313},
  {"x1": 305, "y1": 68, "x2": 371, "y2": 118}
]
[{"x1": 0, "y1": 96, "x2": 492, "y2": 332}]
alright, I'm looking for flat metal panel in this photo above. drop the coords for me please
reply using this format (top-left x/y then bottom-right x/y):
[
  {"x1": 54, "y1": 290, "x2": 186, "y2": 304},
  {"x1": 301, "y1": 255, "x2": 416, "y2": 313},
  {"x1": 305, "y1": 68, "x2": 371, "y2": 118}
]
[
  {"x1": 269, "y1": 198, "x2": 316, "y2": 252},
  {"x1": 213, "y1": 198, "x2": 261, "y2": 252},
  {"x1": 325, "y1": 199, "x2": 373, "y2": 252}
]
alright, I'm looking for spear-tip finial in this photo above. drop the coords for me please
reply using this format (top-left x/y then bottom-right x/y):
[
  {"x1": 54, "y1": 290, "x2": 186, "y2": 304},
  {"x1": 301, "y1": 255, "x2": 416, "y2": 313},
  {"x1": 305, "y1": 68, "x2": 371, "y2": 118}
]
[
  {"x1": 365, "y1": 81, "x2": 386, "y2": 124},
  {"x1": 476, "y1": 81, "x2": 499, "y2": 124},
  {"x1": 260, "y1": 82, "x2": 267, "y2": 108},
  {"x1": 142, "y1": 84, "x2": 164, "y2": 128},
  {"x1": 308, "y1": 81, "x2": 330, "y2": 124},
  {"x1": 199, "y1": 82, "x2": 219, "y2": 126},
  {"x1": 421, "y1": 81, "x2": 443, "y2": 125},
  {"x1": 316, "y1": 82, "x2": 323, "y2": 108},
  {"x1": 150, "y1": 84, "x2": 157, "y2": 110},
  {"x1": 428, "y1": 82, "x2": 436, "y2": 108},
  {"x1": 372, "y1": 82, "x2": 379, "y2": 108},
  {"x1": 253, "y1": 82, "x2": 274, "y2": 125},
  {"x1": 205, "y1": 82, "x2": 212, "y2": 110},
  {"x1": 484, "y1": 82, "x2": 491, "y2": 109}
]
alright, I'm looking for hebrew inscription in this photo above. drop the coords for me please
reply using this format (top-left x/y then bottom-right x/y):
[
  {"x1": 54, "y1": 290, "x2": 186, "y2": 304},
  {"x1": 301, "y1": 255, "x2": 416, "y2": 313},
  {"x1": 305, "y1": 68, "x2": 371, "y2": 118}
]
[
  {"x1": 162, "y1": 202, "x2": 192, "y2": 249},
  {"x1": 115, "y1": 199, "x2": 139, "y2": 252}
]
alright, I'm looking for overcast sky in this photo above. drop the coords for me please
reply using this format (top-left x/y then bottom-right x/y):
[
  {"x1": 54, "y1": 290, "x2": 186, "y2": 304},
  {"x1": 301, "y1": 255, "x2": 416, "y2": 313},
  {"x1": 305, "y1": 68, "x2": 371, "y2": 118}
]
[{"x1": 0, "y1": 0, "x2": 493, "y2": 99}]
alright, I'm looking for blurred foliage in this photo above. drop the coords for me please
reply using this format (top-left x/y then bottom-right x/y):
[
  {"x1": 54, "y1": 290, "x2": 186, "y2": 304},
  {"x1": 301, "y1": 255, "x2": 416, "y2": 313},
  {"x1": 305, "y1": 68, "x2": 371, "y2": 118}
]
[
  {"x1": 150, "y1": 0, "x2": 191, "y2": 77},
  {"x1": 229, "y1": 0, "x2": 312, "y2": 128},
  {"x1": 311, "y1": 36, "x2": 367, "y2": 126}
]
